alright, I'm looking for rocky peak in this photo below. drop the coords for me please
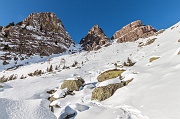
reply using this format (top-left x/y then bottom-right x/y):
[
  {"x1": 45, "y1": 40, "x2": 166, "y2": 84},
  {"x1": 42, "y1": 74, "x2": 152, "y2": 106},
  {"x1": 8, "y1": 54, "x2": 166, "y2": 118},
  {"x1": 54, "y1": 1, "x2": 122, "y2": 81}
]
[
  {"x1": 80, "y1": 25, "x2": 110, "y2": 51},
  {"x1": 0, "y1": 12, "x2": 74, "y2": 57},
  {"x1": 23, "y1": 12, "x2": 65, "y2": 33},
  {"x1": 88, "y1": 25, "x2": 103, "y2": 35},
  {"x1": 112, "y1": 20, "x2": 157, "y2": 42}
]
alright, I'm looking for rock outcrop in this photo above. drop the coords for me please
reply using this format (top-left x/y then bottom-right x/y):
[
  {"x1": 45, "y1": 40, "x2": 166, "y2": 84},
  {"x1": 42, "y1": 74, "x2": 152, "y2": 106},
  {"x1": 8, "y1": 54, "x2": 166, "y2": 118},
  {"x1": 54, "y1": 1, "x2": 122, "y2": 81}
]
[
  {"x1": 80, "y1": 25, "x2": 110, "y2": 51},
  {"x1": 0, "y1": 12, "x2": 74, "y2": 57},
  {"x1": 112, "y1": 20, "x2": 157, "y2": 43}
]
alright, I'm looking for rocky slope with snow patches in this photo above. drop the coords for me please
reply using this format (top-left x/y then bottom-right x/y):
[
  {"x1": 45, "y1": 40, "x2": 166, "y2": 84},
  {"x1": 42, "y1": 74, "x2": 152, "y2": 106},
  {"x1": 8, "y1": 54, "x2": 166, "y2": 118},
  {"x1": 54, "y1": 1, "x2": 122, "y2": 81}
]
[
  {"x1": 0, "y1": 12, "x2": 74, "y2": 70},
  {"x1": 80, "y1": 25, "x2": 110, "y2": 51},
  {"x1": 0, "y1": 21, "x2": 180, "y2": 119},
  {"x1": 112, "y1": 20, "x2": 157, "y2": 43}
]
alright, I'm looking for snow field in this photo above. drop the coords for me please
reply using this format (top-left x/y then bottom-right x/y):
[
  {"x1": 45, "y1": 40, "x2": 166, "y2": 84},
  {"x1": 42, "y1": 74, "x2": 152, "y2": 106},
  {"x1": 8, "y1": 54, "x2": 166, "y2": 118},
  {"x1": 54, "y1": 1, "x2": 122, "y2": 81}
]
[{"x1": 0, "y1": 22, "x2": 180, "y2": 118}]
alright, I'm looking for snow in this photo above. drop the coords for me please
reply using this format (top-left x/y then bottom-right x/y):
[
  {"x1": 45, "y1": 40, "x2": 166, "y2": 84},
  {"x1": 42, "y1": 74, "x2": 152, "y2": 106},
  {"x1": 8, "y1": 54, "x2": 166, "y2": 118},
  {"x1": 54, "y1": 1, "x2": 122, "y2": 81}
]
[
  {"x1": 66, "y1": 77, "x2": 77, "y2": 80},
  {"x1": 0, "y1": 22, "x2": 180, "y2": 118},
  {"x1": 58, "y1": 103, "x2": 89, "y2": 119},
  {"x1": 59, "y1": 105, "x2": 77, "y2": 119},
  {"x1": 32, "y1": 34, "x2": 43, "y2": 40},
  {"x1": 74, "y1": 103, "x2": 89, "y2": 112},
  {"x1": 96, "y1": 77, "x2": 121, "y2": 87},
  {"x1": 53, "y1": 88, "x2": 68, "y2": 99},
  {"x1": 0, "y1": 98, "x2": 56, "y2": 119},
  {"x1": 26, "y1": 25, "x2": 34, "y2": 30}
]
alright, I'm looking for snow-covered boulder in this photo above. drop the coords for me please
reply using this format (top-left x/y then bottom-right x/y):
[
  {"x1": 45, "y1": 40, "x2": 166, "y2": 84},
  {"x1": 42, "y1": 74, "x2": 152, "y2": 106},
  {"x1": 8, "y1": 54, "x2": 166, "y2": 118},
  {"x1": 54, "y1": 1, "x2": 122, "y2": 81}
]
[
  {"x1": 92, "y1": 78, "x2": 133, "y2": 101},
  {"x1": 59, "y1": 103, "x2": 89, "y2": 119},
  {"x1": 92, "y1": 83, "x2": 124, "y2": 101},
  {"x1": 61, "y1": 78, "x2": 85, "y2": 91},
  {"x1": 59, "y1": 105, "x2": 77, "y2": 119},
  {"x1": 53, "y1": 88, "x2": 68, "y2": 99},
  {"x1": 97, "y1": 69, "x2": 125, "y2": 82}
]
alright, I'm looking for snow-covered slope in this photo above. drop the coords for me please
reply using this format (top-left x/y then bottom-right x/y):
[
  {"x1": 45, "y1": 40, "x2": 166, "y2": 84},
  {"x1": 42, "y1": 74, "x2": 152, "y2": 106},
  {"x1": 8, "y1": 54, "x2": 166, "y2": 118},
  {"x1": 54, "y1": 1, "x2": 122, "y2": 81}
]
[
  {"x1": 0, "y1": 22, "x2": 180, "y2": 119},
  {"x1": 0, "y1": 98, "x2": 56, "y2": 119}
]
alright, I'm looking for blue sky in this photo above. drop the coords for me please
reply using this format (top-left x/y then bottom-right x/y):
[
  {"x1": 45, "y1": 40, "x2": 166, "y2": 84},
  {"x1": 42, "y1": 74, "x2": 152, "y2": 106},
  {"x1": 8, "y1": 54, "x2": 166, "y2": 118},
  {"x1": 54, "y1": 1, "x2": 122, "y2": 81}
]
[{"x1": 0, "y1": 0, "x2": 180, "y2": 43}]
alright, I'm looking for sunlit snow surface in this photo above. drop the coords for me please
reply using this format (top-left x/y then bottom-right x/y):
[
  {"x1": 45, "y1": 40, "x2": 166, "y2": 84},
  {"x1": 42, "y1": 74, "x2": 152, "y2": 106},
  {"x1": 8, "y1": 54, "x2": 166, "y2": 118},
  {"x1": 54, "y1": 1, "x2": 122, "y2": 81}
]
[{"x1": 0, "y1": 22, "x2": 180, "y2": 119}]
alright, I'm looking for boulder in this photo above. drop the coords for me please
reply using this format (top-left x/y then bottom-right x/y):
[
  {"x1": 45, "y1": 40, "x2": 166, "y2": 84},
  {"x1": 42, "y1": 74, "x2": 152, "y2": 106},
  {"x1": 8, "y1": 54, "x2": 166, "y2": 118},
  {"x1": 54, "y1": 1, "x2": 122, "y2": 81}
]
[
  {"x1": 97, "y1": 69, "x2": 125, "y2": 82},
  {"x1": 61, "y1": 79, "x2": 85, "y2": 91},
  {"x1": 76, "y1": 76, "x2": 85, "y2": 84},
  {"x1": 92, "y1": 79, "x2": 133, "y2": 101},
  {"x1": 91, "y1": 83, "x2": 124, "y2": 101}
]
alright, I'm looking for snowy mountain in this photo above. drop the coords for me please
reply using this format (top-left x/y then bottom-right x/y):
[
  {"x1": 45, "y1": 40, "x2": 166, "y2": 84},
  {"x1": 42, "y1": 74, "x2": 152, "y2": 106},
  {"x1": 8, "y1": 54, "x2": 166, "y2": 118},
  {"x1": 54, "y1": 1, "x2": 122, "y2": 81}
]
[
  {"x1": 0, "y1": 12, "x2": 74, "y2": 71},
  {"x1": 0, "y1": 19, "x2": 180, "y2": 119}
]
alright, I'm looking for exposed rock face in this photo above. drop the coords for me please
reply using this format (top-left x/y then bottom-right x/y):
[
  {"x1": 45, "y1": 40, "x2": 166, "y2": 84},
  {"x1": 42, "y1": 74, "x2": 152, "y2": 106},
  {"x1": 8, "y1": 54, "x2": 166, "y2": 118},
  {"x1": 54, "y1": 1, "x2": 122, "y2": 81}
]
[
  {"x1": 0, "y1": 12, "x2": 74, "y2": 57},
  {"x1": 112, "y1": 20, "x2": 157, "y2": 43},
  {"x1": 80, "y1": 25, "x2": 110, "y2": 51}
]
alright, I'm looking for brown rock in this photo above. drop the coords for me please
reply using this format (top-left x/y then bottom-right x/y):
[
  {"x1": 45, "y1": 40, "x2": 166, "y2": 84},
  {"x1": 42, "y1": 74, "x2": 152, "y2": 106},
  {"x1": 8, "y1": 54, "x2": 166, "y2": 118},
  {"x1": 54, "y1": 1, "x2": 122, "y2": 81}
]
[
  {"x1": 47, "y1": 89, "x2": 57, "y2": 94},
  {"x1": 80, "y1": 25, "x2": 110, "y2": 51},
  {"x1": 48, "y1": 96, "x2": 57, "y2": 102},
  {"x1": 112, "y1": 20, "x2": 157, "y2": 43}
]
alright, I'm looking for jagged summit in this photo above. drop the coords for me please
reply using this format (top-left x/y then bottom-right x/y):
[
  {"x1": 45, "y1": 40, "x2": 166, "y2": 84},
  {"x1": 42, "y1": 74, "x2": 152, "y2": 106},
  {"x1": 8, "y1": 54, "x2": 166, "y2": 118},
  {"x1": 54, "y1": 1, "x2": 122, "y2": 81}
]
[
  {"x1": 0, "y1": 12, "x2": 74, "y2": 58},
  {"x1": 80, "y1": 25, "x2": 110, "y2": 51},
  {"x1": 23, "y1": 12, "x2": 65, "y2": 33},
  {"x1": 112, "y1": 20, "x2": 157, "y2": 42},
  {"x1": 88, "y1": 24, "x2": 102, "y2": 34}
]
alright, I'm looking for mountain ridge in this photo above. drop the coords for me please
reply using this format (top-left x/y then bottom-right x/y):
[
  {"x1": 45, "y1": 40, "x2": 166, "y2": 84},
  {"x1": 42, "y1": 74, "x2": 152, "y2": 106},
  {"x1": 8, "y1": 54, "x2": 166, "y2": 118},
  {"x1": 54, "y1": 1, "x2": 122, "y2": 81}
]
[
  {"x1": 0, "y1": 12, "x2": 74, "y2": 55},
  {"x1": 0, "y1": 12, "x2": 159, "y2": 70}
]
